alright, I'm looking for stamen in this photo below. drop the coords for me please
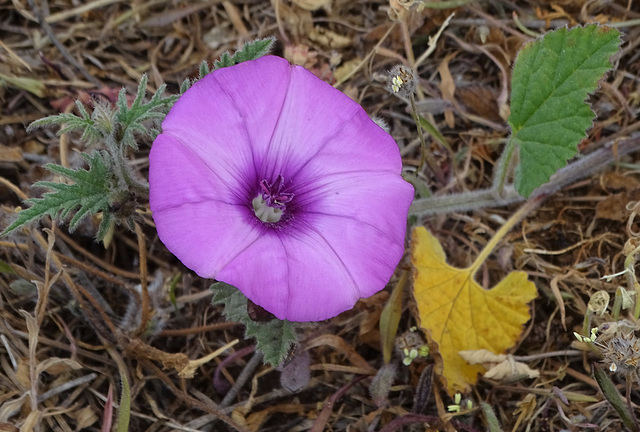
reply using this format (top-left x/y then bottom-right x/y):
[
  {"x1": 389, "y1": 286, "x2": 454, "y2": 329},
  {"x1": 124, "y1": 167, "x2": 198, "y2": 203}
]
[{"x1": 253, "y1": 175, "x2": 294, "y2": 223}]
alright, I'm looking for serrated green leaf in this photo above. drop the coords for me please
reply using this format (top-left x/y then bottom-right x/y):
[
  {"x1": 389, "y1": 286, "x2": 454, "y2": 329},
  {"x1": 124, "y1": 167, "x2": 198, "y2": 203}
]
[
  {"x1": 245, "y1": 318, "x2": 297, "y2": 366},
  {"x1": 180, "y1": 77, "x2": 192, "y2": 94},
  {"x1": 509, "y1": 25, "x2": 621, "y2": 197},
  {"x1": 211, "y1": 282, "x2": 297, "y2": 366},
  {"x1": 27, "y1": 100, "x2": 107, "y2": 145},
  {"x1": 114, "y1": 75, "x2": 178, "y2": 150},
  {"x1": 213, "y1": 37, "x2": 275, "y2": 70},
  {"x1": 198, "y1": 60, "x2": 210, "y2": 79},
  {"x1": 1, "y1": 152, "x2": 114, "y2": 239}
]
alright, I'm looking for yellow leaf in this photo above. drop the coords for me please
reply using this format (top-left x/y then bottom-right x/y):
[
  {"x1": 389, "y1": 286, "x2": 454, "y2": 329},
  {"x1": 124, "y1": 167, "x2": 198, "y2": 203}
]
[{"x1": 411, "y1": 226, "x2": 537, "y2": 394}]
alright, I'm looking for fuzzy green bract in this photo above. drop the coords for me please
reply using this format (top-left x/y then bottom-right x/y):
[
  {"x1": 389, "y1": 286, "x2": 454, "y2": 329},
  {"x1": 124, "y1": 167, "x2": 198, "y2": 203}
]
[
  {"x1": 509, "y1": 25, "x2": 621, "y2": 197},
  {"x1": 211, "y1": 282, "x2": 297, "y2": 366},
  {"x1": 182, "y1": 37, "x2": 275, "y2": 93}
]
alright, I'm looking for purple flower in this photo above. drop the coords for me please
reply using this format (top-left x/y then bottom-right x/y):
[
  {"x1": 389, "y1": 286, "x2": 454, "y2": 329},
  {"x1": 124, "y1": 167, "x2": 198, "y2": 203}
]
[{"x1": 149, "y1": 56, "x2": 413, "y2": 322}]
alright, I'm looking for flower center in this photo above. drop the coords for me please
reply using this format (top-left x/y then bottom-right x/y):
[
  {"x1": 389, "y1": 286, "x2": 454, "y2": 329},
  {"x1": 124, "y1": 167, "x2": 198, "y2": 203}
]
[{"x1": 252, "y1": 175, "x2": 294, "y2": 223}]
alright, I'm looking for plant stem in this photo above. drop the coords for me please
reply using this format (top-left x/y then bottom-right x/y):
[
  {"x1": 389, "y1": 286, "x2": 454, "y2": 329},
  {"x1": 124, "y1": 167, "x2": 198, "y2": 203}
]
[
  {"x1": 623, "y1": 243, "x2": 640, "y2": 320},
  {"x1": 134, "y1": 222, "x2": 150, "y2": 336},
  {"x1": 220, "y1": 351, "x2": 263, "y2": 407},
  {"x1": 410, "y1": 94, "x2": 427, "y2": 172},
  {"x1": 410, "y1": 133, "x2": 640, "y2": 217},
  {"x1": 469, "y1": 193, "x2": 547, "y2": 277},
  {"x1": 492, "y1": 138, "x2": 516, "y2": 195}
]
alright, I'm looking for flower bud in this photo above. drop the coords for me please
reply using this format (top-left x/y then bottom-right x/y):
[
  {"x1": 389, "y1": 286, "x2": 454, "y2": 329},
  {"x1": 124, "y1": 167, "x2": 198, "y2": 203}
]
[{"x1": 388, "y1": 64, "x2": 417, "y2": 98}]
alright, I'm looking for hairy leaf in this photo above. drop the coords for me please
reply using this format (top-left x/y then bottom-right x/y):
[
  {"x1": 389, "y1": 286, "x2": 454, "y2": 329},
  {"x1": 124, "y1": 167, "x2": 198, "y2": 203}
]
[
  {"x1": 509, "y1": 25, "x2": 621, "y2": 197},
  {"x1": 481, "y1": 403, "x2": 504, "y2": 432},
  {"x1": 213, "y1": 37, "x2": 275, "y2": 70},
  {"x1": 28, "y1": 100, "x2": 108, "y2": 145},
  {"x1": 114, "y1": 74, "x2": 178, "y2": 150},
  {"x1": 593, "y1": 364, "x2": 637, "y2": 431},
  {"x1": 2, "y1": 152, "x2": 114, "y2": 240},
  {"x1": 116, "y1": 371, "x2": 131, "y2": 432},
  {"x1": 211, "y1": 282, "x2": 297, "y2": 366}
]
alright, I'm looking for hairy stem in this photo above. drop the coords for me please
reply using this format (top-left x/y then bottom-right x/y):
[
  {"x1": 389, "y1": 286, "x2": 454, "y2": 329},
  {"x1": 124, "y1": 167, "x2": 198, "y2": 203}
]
[
  {"x1": 410, "y1": 133, "x2": 640, "y2": 216},
  {"x1": 492, "y1": 138, "x2": 516, "y2": 195},
  {"x1": 410, "y1": 94, "x2": 427, "y2": 172}
]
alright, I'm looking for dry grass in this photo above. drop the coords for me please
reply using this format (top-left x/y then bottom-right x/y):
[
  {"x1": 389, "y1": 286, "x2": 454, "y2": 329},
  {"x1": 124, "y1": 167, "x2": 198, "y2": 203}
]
[{"x1": 1, "y1": 0, "x2": 640, "y2": 431}]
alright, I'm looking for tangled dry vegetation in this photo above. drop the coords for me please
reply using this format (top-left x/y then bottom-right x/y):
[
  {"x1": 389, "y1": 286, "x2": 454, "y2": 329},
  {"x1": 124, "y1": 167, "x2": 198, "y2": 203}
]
[{"x1": 1, "y1": 0, "x2": 640, "y2": 431}]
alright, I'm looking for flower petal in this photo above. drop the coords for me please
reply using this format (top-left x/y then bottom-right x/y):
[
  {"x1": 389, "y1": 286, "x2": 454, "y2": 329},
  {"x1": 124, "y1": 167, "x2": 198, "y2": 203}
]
[
  {"x1": 161, "y1": 56, "x2": 293, "y2": 195},
  {"x1": 259, "y1": 62, "x2": 402, "y2": 183},
  {"x1": 150, "y1": 56, "x2": 415, "y2": 322},
  {"x1": 217, "y1": 228, "x2": 364, "y2": 321},
  {"x1": 215, "y1": 171, "x2": 413, "y2": 322},
  {"x1": 150, "y1": 134, "x2": 263, "y2": 277}
]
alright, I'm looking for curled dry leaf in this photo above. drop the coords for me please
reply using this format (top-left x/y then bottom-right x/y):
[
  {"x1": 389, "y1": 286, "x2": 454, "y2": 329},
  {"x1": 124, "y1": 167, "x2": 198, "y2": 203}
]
[{"x1": 459, "y1": 349, "x2": 540, "y2": 381}]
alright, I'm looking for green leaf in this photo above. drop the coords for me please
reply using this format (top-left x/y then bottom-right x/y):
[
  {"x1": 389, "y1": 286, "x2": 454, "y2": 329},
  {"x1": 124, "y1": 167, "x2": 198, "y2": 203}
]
[
  {"x1": 1, "y1": 152, "x2": 114, "y2": 240},
  {"x1": 481, "y1": 402, "x2": 504, "y2": 432},
  {"x1": 211, "y1": 282, "x2": 297, "y2": 366},
  {"x1": 417, "y1": 114, "x2": 451, "y2": 152},
  {"x1": 213, "y1": 37, "x2": 275, "y2": 70},
  {"x1": 509, "y1": 25, "x2": 621, "y2": 197},
  {"x1": 380, "y1": 272, "x2": 406, "y2": 364},
  {"x1": 593, "y1": 364, "x2": 637, "y2": 431},
  {"x1": 28, "y1": 100, "x2": 107, "y2": 145},
  {"x1": 168, "y1": 273, "x2": 181, "y2": 311},
  {"x1": 116, "y1": 370, "x2": 131, "y2": 432},
  {"x1": 198, "y1": 60, "x2": 210, "y2": 79},
  {"x1": 114, "y1": 74, "x2": 178, "y2": 150},
  {"x1": 0, "y1": 260, "x2": 15, "y2": 274}
]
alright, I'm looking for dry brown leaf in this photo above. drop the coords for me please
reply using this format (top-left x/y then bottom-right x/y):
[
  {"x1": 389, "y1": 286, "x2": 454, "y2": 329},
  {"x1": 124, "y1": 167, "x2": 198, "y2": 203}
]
[
  {"x1": 0, "y1": 394, "x2": 28, "y2": 423},
  {"x1": 309, "y1": 26, "x2": 352, "y2": 49},
  {"x1": 595, "y1": 189, "x2": 640, "y2": 221},
  {"x1": 437, "y1": 53, "x2": 457, "y2": 129},
  {"x1": 0, "y1": 422, "x2": 20, "y2": 432},
  {"x1": 293, "y1": 0, "x2": 331, "y2": 11},
  {"x1": 245, "y1": 404, "x2": 307, "y2": 432},
  {"x1": 456, "y1": 86, "x2": 502, "y2": 123},
  {"x1": 35, "y1": 357, "x2": 83, "y2": 376},
  {"x1": 600, "y1": 172, "x2": 640, "y2": 192},
  {"x1": 71, "y1": 406, "x2": 99, "y2": 429},
  {"x1": 19, "y1": 410, "x2": 41, "y2": 432},
  {"x1": 0, "y1": 146, "x2": 22, "y2": 163}
]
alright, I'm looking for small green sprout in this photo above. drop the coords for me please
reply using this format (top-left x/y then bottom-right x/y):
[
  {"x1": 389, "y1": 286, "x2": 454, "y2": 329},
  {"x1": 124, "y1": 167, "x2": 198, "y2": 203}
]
[
  {"x1": 401, "y1": 344, "x2": 430, "y2": 366},
  {"x1": 573, "y1": 327, "x2": 598, "y2": 343},
  {"x1": 447, "y1": 393, "x2": 462, "y2": 413},
  {"x1": 402, "y1": 348, "x2": 418, "y2": 366},
  {"x1": 418, "y1": 345, "x2": 429, "y2": 357},
  {"x1": 447, "y1": 393, "x2": 473, "y2": 413}
]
